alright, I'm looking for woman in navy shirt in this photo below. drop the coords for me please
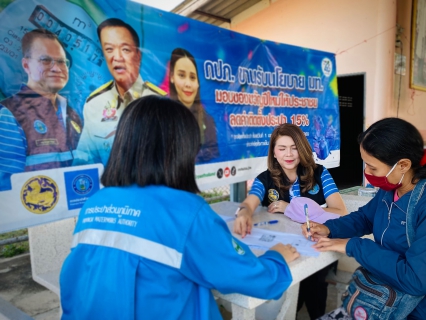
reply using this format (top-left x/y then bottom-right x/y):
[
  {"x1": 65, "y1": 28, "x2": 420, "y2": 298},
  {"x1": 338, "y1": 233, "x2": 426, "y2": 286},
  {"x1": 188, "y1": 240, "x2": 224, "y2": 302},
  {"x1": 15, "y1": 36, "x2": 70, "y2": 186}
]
[{"x1": 234, "y1": 123, "x2": 347, "y2": 319}]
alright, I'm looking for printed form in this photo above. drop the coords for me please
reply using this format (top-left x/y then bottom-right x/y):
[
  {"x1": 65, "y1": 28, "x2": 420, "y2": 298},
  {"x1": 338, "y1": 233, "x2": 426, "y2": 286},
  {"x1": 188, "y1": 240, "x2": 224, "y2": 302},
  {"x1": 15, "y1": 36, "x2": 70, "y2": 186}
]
[{"x1": 239, "y1": 228, "x2": 319, "y2": 257}]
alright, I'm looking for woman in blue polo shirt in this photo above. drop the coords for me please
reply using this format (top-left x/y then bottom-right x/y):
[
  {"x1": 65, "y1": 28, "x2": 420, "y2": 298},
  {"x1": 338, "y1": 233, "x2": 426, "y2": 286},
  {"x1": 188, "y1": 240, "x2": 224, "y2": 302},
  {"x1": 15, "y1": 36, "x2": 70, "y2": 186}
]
[{"x1": 234, "y1": 123, "x2": 347, "y2": 320}]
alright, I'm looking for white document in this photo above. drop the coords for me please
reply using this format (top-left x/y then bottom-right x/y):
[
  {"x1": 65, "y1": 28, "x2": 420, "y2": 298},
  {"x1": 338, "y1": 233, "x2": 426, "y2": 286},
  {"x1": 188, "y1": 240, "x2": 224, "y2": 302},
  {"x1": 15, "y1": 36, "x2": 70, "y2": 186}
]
[{"x1": 240, "y1": 228, "x2": 319, "y2": 257}]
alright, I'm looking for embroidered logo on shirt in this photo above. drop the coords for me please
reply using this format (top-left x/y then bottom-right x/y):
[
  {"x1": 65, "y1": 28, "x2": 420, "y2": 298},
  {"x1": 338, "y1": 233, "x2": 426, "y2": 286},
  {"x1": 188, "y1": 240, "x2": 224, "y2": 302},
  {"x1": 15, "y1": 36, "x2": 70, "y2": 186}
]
[
  {"x1": 268, "y1": 189, "x2": 279, "y2": 202},
  {"x1": 101, "y1": 100, "x2": 118, "y2": 122},
  {"x1": 232, "y1": 238, "x2": 245, "y2": 255},
  {"x1": 33, "y1": 120, "x2": 47, "y2": 134},
  {"x1": 308, "y1": 184, "x2": 320, "y2": 195},
  {"x1": 21, "y1": 176, "x2": 59, "y2": 214}
]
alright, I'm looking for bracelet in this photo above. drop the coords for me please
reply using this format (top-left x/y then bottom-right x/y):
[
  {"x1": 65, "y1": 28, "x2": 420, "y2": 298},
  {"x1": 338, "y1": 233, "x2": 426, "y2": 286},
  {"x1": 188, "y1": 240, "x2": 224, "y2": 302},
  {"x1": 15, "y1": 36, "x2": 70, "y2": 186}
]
[{"x1": 235, "y1": 206, "x2": 246, "y2": 217}]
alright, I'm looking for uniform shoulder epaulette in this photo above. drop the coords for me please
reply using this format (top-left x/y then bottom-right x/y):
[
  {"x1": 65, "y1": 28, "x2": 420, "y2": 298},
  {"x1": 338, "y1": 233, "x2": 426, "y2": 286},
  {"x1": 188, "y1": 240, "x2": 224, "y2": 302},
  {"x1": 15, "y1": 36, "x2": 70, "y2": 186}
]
[
  {"x1": 86, "y1": 80, "x2": 114, "y2": 103},
  {"x1": 144, "y1": 81, "x2": 167, "y2": 96}
]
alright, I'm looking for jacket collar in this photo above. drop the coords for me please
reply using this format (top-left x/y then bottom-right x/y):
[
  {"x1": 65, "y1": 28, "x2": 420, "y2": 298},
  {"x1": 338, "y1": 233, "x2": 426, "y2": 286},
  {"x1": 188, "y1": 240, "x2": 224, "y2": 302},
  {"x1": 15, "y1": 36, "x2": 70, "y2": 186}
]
[{"x1": 380, "y1": 188, "x2": 413, "y2": 212}]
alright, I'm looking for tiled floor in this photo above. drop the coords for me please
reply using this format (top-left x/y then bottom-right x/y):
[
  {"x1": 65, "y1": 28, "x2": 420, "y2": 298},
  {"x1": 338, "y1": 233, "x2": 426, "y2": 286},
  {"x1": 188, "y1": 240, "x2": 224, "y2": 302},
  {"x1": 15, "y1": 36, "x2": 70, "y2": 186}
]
[{"x1": 297, "y1": 284, "x2": 340, "y2": 320}]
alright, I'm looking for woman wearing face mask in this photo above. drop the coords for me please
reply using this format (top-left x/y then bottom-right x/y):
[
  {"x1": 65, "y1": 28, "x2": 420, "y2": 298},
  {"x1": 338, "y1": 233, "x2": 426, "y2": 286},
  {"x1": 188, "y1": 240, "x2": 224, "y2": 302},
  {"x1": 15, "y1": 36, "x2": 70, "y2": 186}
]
[
  {"x1": 234, "y1": 123, "x2": 347, "y2": 320},
  {"x1": 304, "y1": 117, "x2": 426, "y2": 320},
  {"x1": 169, "y1": 48, "x2": 219, "y2": 163}
]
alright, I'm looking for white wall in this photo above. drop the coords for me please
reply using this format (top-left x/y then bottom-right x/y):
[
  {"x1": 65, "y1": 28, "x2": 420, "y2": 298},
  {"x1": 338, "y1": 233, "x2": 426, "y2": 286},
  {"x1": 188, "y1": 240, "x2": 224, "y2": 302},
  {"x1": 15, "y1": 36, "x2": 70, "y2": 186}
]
[
  {"x1": 230, "y1": 0, "x2": 406, "y2": 132},
  {"x1": 394, "y1": 0, "x2": 426, "y2": 140}
]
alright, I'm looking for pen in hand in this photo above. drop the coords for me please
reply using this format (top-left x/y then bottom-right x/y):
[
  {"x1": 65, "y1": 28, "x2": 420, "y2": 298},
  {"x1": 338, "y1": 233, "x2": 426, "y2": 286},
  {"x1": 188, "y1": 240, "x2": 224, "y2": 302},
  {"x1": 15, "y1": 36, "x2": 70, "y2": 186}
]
[
  {"x1": 304, "y1": 204, "x2": 312, "y2": 241},
  {"x1": 254, "y1": 220, "x2": 279, "y2": 227}
]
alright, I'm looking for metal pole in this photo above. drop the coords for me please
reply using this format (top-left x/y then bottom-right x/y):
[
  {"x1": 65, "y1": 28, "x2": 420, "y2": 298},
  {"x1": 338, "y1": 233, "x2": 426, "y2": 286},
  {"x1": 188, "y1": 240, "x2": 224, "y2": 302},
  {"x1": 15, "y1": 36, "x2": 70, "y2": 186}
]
[
  {"x1": 230, "y1": 182, "x2": 247, "y2": 203},
  {"x1": 0, "y1": 235, "x2": 28, "y2": 246}
]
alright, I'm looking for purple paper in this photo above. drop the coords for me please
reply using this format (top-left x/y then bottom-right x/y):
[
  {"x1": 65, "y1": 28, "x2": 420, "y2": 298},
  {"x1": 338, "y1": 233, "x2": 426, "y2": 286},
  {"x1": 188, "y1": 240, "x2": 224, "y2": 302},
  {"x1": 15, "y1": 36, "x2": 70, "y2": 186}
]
[{"x1": 284, "y1": 197, "x2": 340, "y2": 223}]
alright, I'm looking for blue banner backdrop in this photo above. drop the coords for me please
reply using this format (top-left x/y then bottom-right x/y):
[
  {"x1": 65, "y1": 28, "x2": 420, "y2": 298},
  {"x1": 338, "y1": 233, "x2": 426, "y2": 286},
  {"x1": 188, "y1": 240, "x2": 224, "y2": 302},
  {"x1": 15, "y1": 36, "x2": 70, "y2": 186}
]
[{"x1": 0, "y1": 0, "x2": 340, "y2": 232}]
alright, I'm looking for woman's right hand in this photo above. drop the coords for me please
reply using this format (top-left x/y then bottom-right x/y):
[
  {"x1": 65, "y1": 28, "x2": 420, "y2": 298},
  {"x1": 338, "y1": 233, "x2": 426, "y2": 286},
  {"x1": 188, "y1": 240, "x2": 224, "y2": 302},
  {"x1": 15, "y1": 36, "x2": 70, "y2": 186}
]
[
  {"x1": 270, "y1": 243, "x2": 300, "y2": 264},
  {"x1": 301, "y1": 221, "x2": 330, "y2": 241},
  {"x1": 233, "y1": 209, "x2": 253, "y2": 238}
]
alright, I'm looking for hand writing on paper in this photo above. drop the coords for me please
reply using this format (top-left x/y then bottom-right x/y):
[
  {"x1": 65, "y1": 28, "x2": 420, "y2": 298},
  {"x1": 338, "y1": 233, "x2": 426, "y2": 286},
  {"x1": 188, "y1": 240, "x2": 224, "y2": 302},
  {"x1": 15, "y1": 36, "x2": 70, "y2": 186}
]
[
  {"x1": 233, "y1": 209, "x2": 253, "y2": 238},
  {"x1": 269, "y1": 243, "x2": 300, "y2": 264},
  {"x1": 301, "y1": 221, "x2": 330, "y2": 241},
  {"x1": 267, "y1": 200, "x2": 288, "y2": 213},
  {"x1": 312, "y1": 238, "x2": 349, "y2": 254}
]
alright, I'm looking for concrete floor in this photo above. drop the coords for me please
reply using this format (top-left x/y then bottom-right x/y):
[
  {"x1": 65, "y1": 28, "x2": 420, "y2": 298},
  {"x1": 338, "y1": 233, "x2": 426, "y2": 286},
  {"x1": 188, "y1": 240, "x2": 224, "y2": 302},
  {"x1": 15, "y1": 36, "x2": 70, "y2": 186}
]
[
  {"x1": 0, "y1": 254, "x2": 59, "y2": 320},
  {"x1": 1, "y1": 253, "x2": 341, "y2": 320}
]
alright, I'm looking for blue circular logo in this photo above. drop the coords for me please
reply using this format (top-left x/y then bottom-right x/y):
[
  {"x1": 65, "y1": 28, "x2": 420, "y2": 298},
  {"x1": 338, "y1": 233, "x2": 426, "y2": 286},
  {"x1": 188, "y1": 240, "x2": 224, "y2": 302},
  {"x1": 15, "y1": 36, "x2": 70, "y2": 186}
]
[
  {"x1": 33, "y1": 120, "x2": 47, "y2": 134},
  {"x1": 308, "y1": 184, "x2": 320, "y2": 195},
  {"x1": 72, "y1": 174, "x2": 93, "y2": 195},
  {"x1": 321, "y1": 58, "x2": 332, "y2": 77}
]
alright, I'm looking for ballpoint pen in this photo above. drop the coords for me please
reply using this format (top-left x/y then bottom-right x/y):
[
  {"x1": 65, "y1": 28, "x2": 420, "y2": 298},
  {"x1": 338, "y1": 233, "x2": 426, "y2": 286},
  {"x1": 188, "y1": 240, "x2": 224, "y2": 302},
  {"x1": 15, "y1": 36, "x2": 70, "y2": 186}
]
[
  {"x1": 304, "y1": 204, "x2": 312, "y2": 241},
  {"x1": 254, "y1": 220, "x2": 279, "y2": 226}
]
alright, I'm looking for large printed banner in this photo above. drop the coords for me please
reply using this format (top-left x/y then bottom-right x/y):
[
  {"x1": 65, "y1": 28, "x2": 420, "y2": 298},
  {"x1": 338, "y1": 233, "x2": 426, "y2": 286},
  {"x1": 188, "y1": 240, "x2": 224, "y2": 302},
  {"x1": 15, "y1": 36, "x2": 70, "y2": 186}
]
[{"x1": 0, "y1": 0, "x2": 340, "y2": 232}]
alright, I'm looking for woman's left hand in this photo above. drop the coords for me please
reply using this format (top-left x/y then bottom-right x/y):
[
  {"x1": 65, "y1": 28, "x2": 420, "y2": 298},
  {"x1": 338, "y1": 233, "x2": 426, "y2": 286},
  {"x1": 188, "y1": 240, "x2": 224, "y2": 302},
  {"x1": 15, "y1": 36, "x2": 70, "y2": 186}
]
[
  {"x1": 312, "y1": 237, "x2": 349, "y2": 254},
  {"x1": 267, "y1": 200, "x2": 288, "y2": 213}
]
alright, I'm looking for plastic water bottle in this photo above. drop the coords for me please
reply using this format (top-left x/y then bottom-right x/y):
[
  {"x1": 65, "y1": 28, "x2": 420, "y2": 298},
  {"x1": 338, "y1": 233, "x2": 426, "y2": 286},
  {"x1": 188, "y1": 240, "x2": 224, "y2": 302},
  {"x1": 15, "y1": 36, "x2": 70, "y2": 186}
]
[{"x1": 358, "y1": 187, "x2": 377, "y2": 198}]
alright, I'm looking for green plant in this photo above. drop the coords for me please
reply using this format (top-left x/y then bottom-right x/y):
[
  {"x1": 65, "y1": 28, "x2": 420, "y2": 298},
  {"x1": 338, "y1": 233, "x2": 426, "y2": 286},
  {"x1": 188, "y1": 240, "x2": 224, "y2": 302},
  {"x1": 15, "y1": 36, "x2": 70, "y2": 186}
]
[{"x1": 0, "y1": 243, "x2": 29, "y2": 258}]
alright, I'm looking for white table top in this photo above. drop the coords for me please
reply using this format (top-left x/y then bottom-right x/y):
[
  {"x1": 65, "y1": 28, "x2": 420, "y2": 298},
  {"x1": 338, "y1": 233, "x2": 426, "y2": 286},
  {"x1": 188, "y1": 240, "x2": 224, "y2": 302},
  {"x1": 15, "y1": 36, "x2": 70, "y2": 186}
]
[{"x1": 210, "y1": 201, "x2": 342, "y2": 309}]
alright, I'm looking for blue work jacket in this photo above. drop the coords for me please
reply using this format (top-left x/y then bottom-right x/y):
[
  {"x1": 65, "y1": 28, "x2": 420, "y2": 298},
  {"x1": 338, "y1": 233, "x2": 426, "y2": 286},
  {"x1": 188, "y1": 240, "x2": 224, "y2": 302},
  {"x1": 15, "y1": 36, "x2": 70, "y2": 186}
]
[
  {"x1": 60, "y1": 185, "x2": 293, "y2": 320},
  {"x1": 325, "y1": 187, "x2": 426, "y2": 320}
]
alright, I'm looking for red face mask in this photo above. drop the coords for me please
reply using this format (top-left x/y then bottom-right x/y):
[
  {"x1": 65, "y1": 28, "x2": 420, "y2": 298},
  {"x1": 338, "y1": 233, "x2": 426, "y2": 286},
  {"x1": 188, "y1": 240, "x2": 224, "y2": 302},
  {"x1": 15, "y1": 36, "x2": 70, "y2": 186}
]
[{"x1": 363, "y1": 162, "x2": 404, "y2": 191}]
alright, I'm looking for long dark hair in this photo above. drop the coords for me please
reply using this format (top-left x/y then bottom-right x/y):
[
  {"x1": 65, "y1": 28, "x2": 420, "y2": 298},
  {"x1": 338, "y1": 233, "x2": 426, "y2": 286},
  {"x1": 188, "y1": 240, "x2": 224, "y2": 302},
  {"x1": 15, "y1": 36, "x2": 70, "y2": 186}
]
[
  {"x1": 358, "y1": 117, "x2": 426, "y2": 183},
  {"x1": 267, "y1": 123, "x2": 317, "y2": 195},
  {"x1": 168, "y1": 48, "x2": 205, "y2": 143},
  {"x1": 101, "y1": 95, "x2": 200, "y2": 193}
]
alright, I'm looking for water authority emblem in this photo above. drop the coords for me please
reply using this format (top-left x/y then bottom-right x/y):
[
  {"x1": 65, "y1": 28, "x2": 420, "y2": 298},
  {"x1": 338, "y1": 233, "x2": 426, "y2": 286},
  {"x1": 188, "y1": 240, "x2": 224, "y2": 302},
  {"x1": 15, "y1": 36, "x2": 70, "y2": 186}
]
[
  {"x1": 21, "y1": 176, "x2": 59, "y2": 214},
  {"x1": 72, "y1": 174, "x2": 93, "y2": 195}
]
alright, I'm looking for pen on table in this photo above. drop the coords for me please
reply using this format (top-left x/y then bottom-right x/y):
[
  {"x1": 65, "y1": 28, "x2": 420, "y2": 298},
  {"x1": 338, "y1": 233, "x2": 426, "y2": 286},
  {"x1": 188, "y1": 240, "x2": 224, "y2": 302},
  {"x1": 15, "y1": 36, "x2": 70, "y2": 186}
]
[
  {"x1": 254, "y1": 220, "x2": 279, "y2": 227},
  {"x1": 304, "y1": 204, "x2": 312, "y2": 241}
]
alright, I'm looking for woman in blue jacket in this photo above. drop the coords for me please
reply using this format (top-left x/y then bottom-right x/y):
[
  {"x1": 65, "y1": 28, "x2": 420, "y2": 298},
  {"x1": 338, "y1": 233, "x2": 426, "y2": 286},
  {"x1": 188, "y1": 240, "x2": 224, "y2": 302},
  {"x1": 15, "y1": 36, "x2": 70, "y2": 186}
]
[
  {"x1": 305, "y1": 117, "x2": 426, "y2": 319},
  {"x1": 60, "y1": 95, "x2": 300, "y2": 320}
]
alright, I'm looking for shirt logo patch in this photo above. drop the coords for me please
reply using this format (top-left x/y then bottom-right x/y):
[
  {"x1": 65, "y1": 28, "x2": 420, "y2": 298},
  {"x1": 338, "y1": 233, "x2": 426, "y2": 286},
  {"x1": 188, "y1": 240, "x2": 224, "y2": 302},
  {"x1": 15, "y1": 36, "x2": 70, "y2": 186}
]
[
  {"x1": 21, "y1": 176, "x2": 59, "y2": 214},
  {"x1": 102, "y1": 101, "x2": 118, "y2": 122},
  {"x1": 34, "y1": 120, "x2": 47, "y2": 134},
  {"x1": 308, "y1": 184, "x2": 320, "y2": 195},
  {"x1": 353, "y1": 306, "x2": 368, "y2": 320},
  {"x1": 268, "y1": 189, "x2": 279, "y2": 202},
  {"x1": 35, "y1": 139, "x2": 58, "y2": 147},
  {"x1": 232, "y1": 238, "x2": 245, "y2": 255},
  {"x1": 102, "y1": 109, "x2": 117, "y2": 121}
]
